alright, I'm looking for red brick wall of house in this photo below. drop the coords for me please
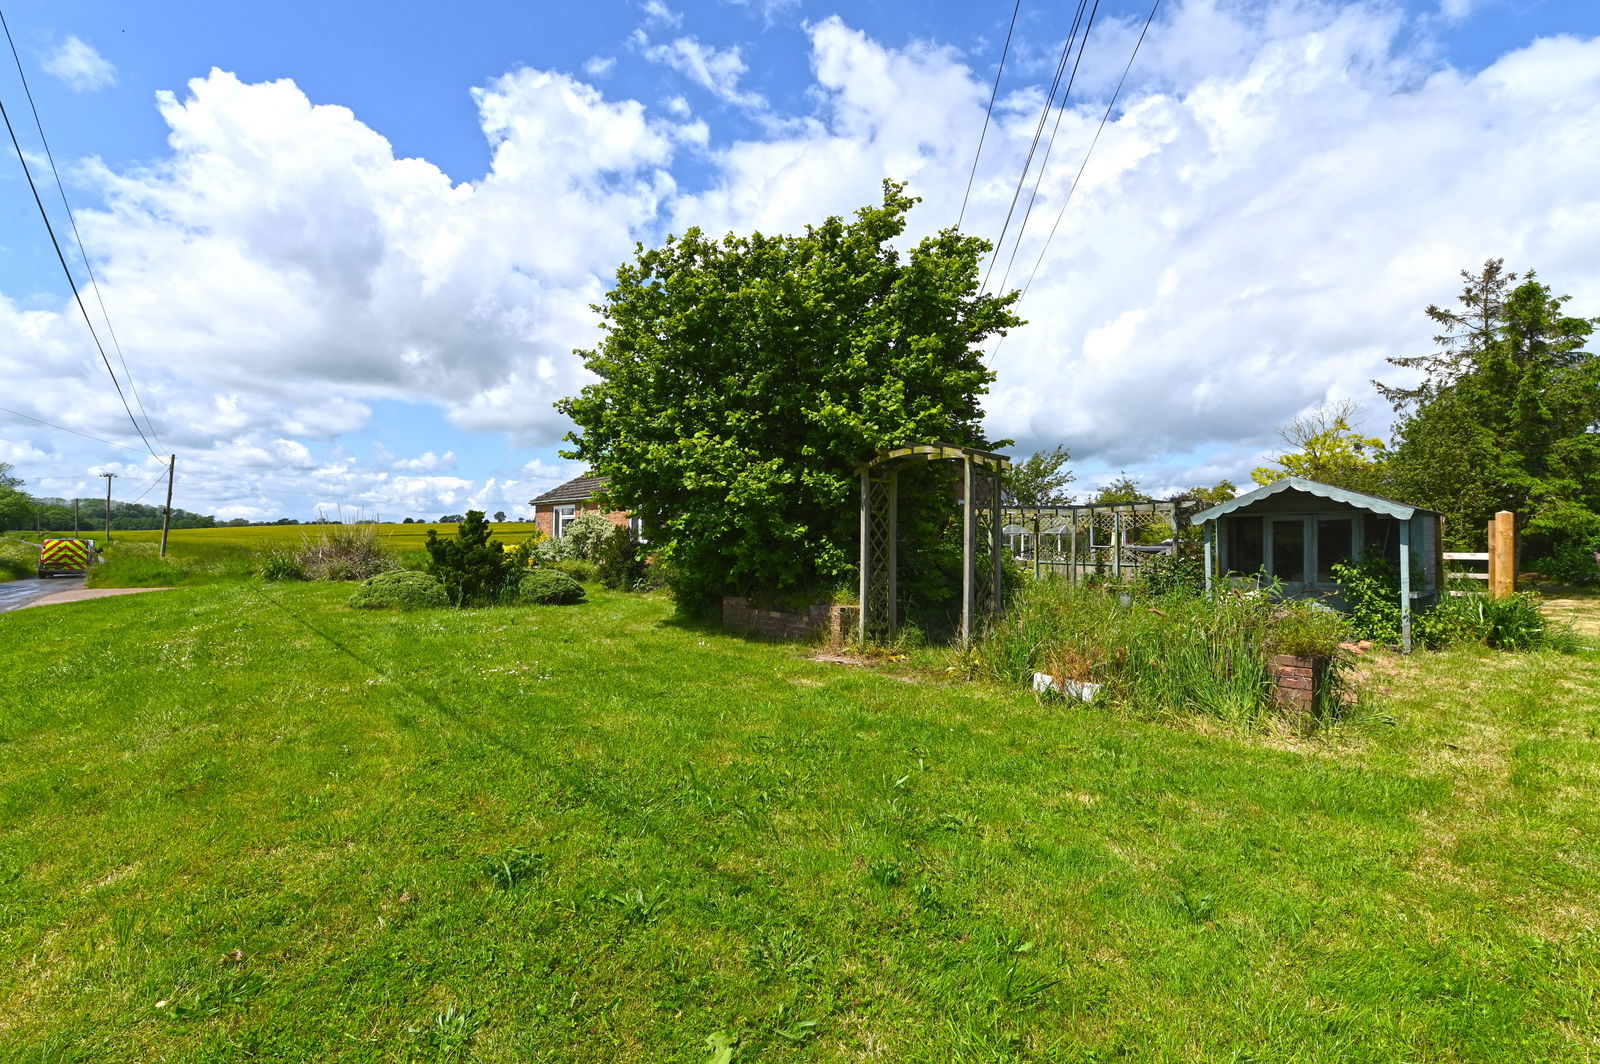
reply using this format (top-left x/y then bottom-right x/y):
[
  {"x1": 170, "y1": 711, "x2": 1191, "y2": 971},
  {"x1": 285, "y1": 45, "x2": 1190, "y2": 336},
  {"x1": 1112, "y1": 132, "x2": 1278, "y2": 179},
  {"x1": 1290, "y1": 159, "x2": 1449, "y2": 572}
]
[{"x1": 533, "y1": 501, "x2": 632, "y2": 540}]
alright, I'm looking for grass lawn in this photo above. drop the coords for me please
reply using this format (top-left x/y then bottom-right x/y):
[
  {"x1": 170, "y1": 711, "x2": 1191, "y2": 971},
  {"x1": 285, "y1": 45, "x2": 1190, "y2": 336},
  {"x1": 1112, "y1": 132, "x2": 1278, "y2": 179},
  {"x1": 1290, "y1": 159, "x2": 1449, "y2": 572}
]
[{"x1": 1, "y1": 583, "x2": 1597, "y2": 1061}]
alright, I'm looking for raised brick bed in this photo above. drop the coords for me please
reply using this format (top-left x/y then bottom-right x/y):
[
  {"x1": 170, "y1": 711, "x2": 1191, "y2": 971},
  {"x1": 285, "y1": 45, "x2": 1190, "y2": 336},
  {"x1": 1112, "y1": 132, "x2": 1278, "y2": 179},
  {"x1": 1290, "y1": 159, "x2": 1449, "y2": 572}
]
[
  {"x1": 1269, "y1": 653, "x2": 1329, "y2": 733},
  {"x1": 721, "y1": 597, "x2": 860, "y2": 647}
]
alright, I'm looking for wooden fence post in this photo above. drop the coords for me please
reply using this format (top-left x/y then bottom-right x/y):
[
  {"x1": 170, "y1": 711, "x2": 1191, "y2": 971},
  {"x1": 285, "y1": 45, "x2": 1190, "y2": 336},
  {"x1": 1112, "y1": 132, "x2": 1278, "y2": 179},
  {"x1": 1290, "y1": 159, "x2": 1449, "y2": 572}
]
[{"x1": 1488, "y1": 510, "x2": 1515, "y2": 599}]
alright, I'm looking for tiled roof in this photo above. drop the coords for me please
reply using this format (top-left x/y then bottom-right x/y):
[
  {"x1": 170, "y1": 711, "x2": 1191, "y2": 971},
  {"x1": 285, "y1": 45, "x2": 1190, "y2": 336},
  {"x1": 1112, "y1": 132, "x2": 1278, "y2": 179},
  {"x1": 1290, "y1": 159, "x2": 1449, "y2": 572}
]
[{"x1": 531, "y1": 474, "x2": 609, "y2": 506}]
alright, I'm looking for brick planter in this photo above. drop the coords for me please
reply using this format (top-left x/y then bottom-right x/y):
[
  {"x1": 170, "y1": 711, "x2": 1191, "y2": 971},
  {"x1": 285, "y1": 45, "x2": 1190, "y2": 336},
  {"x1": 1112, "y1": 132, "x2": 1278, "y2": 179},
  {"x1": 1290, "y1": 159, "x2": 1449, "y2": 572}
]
[
  {"x1": 1269, "y1": 653, "x2": 1329, "y2": 734},
  {"x1": 721, "y1": 597, "x2": 860, "y2": 648}
]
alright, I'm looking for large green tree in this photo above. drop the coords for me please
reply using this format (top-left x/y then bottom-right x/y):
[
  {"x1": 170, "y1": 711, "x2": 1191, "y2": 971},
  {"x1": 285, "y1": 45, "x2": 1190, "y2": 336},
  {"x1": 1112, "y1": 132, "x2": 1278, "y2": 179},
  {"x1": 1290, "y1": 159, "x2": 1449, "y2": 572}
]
[
  {"x1": 1002, "y1": 445, "x2": 1074, "y2": 507},
  {"x1": 558, "y1": 182, "x2": 1022, "y2": 607},
  {"x1": 1250, "y1": 400, "x2": 1387, "y2": 494},
  {"x1": 1380, "y1": 261, "x2": 1599, "y2": 547}
]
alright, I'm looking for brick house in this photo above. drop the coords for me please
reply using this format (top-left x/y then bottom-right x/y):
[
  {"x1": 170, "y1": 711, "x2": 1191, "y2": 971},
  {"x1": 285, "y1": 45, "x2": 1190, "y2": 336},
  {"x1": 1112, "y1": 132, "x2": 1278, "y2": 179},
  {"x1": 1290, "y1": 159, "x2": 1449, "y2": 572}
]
[{"x1": 530, "y1": 474, "x2": 638, "y2": 541}]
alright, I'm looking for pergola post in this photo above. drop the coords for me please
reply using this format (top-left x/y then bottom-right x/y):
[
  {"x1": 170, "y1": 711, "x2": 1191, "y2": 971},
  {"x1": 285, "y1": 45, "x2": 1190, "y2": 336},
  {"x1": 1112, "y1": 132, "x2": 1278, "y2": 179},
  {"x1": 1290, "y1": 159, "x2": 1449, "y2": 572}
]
[
  {"x1": 887, "y1": 470, "x2": 899, "y2": 637},
  {"x1": 1112, "y1": 511, "x2": 1124, "y2": 581},
  {"x1": 991, "y1": 464, "x2": 1003, "y2": 614},
  {"x1": 1032, "y1": 516, "x2": 1041, "y2": 580}
]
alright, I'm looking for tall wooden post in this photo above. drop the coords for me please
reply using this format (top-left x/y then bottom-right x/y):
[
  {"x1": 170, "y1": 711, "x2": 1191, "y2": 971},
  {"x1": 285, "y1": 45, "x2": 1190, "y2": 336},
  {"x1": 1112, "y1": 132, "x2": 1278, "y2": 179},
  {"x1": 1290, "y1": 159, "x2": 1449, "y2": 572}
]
[
  {"x1": 159, "y1": 455, "x2": 176, "y2": 558},
  {"x1": 1488, "y1": 510, "x2": 1515, "y2": 599}
]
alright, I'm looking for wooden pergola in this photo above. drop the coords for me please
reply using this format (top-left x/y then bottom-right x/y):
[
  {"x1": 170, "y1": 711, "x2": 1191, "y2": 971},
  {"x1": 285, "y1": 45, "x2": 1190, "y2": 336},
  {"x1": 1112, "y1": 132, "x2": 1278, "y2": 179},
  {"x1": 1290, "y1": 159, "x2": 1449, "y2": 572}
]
[{"x1": 858, "y1": 442, "x2": 1011, "y2": 644}]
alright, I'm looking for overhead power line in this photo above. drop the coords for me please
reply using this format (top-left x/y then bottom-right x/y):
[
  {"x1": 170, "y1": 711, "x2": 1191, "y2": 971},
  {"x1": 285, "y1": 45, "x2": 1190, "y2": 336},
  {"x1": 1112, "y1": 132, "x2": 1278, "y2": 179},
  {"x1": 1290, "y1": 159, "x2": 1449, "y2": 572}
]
[
  {"x1": 0, "y1": 67, "x2": 159, "y2": 458},
  {"x1": 0, "y1": 403, "x2": 155, "y2": 454},
  {"x1": 986, "y1": 0, "x2": 1162, "y2": 366},
  {"x1": 979, "y1": 0, "x2": 1092, "y2": 296},
  {"x1": 991, "y1": 0, "x2": 1103, "y2": 297},
  {"x1": 0, "y1": 9, "x2": 163, "y2": 453},
  {"x1": 957, "y1": 0, "x2": 1023, "y2": 231},
  {"x1": 1019, "y1": 0, "x2": 1162, "y2": 302}
]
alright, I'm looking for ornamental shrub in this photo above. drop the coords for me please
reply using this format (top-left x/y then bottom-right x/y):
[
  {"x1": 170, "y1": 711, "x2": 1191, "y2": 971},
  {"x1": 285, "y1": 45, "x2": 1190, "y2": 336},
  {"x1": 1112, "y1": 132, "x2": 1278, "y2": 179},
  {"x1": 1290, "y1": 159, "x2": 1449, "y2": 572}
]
[
  {"x1": 595, "y1": 525, "x2": 647, "y2": 590},
  {"x1": 424, "y1": 511, "x2": 525, "y2": 606},
  {"x1": 348, "y1": 569, "x2": 448, "y2": 610},
  {"x1": 519, "y1": 569, "x2": 586, "y2": 605},
  {"x1": 549, "y1": 559, "x2": 597, "y2": 583},
  {"x1": 562, "y1": 512, "x2": 616, "y2": 563}
]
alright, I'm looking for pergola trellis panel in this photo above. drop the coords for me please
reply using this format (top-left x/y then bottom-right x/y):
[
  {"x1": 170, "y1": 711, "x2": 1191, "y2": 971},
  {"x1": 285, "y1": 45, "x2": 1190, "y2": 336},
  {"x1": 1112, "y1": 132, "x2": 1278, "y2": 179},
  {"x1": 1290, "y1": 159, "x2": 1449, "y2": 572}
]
[
  {"x1": 858, "y1": 443, "x2": 1010, "y2": 644},
  {"x1": 999, "y1": 499, "x2": 1191, "y2": 581}
]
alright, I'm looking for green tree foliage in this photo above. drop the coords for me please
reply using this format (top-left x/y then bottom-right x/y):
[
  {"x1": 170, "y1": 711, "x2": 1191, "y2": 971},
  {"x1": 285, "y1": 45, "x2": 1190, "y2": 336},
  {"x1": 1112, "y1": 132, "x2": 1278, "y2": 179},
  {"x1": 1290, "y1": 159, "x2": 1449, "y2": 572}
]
[
  {"x1": 0, "y1": 464, "x2": 30, "y2": 532},
  {"x1": 558, "y1": 181, "x2": 1022, "y2": 608},
  {"x1": 1250, "y1": 400, "x2": 1386, "y2": 494},
  {"x1": 1381, "y1": 261, "x2": 1600, "y2": 548},
  {"x1": 424, "y1": 511, "x2": 526, "y2": 606},
  {"x1": 1003, "y1": 445, "x2": 1074, "y2": 506},
  {"x1": 1091, "y1": 475, "x2": 1150, "y2": 505},
  {"x1": 1184, "y1": 480, "x2": 1237, "y2": 508}
]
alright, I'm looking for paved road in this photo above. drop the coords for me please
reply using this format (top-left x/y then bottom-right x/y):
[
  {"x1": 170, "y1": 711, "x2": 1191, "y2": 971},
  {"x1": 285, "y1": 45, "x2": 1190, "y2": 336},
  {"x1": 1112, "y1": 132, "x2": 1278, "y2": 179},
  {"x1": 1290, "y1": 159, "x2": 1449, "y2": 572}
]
[{"x1": 0, "y1": 575, "x2": 87, "y2": 613}]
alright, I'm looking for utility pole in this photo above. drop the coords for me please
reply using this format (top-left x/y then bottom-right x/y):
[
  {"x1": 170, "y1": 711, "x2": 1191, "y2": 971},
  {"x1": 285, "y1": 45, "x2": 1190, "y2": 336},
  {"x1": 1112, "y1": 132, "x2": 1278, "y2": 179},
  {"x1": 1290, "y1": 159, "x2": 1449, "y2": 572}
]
[
  {"x1": 159, "y1": 455, "x2": 175, "y2": 558},
  {"x1": 99, "y1": 472, "x2": 117, "y2": 542},
  {"x1": 73, "y1": 498, "x2": 79, "y2": 534}
]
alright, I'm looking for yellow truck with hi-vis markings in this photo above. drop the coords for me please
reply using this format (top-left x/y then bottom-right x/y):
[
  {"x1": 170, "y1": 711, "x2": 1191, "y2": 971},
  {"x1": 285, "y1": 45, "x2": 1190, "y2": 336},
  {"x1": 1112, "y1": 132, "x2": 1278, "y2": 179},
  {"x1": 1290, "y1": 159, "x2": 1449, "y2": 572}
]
[{"x1": 37, "y1": 538, "x2": 97, "y2": 578}]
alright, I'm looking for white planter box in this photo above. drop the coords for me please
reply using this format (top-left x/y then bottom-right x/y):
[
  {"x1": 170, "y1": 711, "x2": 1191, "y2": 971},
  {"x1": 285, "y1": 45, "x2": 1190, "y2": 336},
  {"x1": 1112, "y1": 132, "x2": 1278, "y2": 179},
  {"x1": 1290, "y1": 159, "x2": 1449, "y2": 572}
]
[{"x1": 1033, "y1": 672, "x2": 1102, "y2": 701}]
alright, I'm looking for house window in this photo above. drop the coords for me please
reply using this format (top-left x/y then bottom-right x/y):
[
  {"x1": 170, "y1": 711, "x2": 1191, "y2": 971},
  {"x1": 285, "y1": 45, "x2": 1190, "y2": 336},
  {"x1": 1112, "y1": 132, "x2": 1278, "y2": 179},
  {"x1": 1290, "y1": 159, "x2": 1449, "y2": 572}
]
[
  {"x1": 555, "y1": 505, "x2": 576, "y2": 538},
  {"x1": 629, "y1": 516, "x2": 647, "y2": 543}
]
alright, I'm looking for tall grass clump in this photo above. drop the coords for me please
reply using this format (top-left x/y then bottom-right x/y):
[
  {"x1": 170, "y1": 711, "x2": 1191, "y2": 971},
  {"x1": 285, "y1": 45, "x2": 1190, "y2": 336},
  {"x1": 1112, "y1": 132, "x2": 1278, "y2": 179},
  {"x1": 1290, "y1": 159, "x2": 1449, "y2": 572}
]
[
  {"x1": 294, "y1": 524, "x2": 398, "y2": 582},
  {"x1": 969, "y1": 579, "x2": 1347, "y2": 726}
]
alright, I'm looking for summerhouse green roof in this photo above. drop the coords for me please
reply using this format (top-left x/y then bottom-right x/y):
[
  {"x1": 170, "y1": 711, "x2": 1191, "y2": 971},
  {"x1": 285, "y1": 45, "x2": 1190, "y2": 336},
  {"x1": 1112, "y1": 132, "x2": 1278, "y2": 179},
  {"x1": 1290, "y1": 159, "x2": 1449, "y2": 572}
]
[{"x1": 1187, "y1": 477, "x2": 1437, "y2": 525}]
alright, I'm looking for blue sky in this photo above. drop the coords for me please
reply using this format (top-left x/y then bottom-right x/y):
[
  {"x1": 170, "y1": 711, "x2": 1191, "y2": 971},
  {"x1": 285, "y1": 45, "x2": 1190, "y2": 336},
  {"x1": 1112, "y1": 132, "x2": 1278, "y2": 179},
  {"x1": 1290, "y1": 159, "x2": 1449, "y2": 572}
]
[{"x1": 1, "y1": 0, "x2": 1597, "y2": 519}]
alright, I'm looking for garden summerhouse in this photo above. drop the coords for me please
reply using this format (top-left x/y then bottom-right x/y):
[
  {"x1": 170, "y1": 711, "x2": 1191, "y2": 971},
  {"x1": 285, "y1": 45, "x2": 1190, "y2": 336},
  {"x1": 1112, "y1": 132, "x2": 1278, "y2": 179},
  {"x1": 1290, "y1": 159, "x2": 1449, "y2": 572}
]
[{"x1": 1188, "y1": 477, "x2": 1443, "y2": 651}]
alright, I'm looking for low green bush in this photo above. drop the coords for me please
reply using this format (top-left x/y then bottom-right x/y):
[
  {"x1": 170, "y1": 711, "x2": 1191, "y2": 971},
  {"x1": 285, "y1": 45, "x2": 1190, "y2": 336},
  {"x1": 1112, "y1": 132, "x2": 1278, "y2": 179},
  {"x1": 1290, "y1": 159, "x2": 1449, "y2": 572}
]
[
  {"x1": 1534, "y1": 541, "x2": 1600, "y2": 587},
  {"x1": 348, "y1": 570, "x2": 448, "y2": 610},
  {"x1": 548, "y1": 559, "x2": 597, "y2": 583},
  {"x1": 1417, "y1": 590, "x2": 1575, "y2": 651},
  {"x1": 519, "y1": 570, "x2": 586, "y2": 605},
  {"x1": 1328, "y1": 557, "x2": 1403, "y2": 645}
]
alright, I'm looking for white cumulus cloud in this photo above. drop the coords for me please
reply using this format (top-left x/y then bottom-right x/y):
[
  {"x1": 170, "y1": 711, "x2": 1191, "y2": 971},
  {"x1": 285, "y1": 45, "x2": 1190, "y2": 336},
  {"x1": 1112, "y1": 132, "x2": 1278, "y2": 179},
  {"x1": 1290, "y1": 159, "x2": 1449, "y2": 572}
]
[{"x1": 42, "y1": 35, "x2": 117, "y2": 92}]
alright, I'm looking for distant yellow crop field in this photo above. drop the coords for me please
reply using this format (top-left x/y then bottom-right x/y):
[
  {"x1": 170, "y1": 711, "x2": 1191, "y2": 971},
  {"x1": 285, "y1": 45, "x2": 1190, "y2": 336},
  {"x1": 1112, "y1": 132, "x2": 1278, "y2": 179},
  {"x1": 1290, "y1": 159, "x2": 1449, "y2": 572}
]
[{"x1": 24, "y1": 522, "x2": 544, "y2": 556}]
